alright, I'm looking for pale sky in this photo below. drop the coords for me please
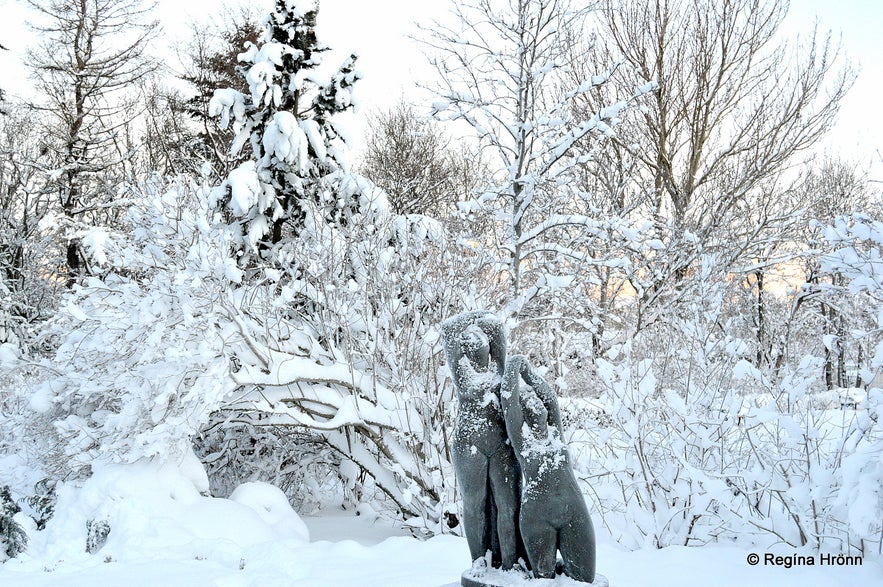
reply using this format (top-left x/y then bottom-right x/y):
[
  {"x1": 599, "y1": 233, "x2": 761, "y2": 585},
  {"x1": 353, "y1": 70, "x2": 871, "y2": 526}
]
[{"x1": 1, "y1": 0, "x2": 881, "y2": 177}]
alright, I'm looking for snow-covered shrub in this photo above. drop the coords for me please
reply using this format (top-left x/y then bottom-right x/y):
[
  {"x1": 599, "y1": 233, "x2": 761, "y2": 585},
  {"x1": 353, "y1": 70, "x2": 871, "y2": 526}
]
[
  {"x1": 14, "y1": 0, "x2": 485, "y2": 537},
  {"x1": 24, "y1": 480, "x2": 55, "y2": 532},
  {"x1": 85, "y1": 518, "x2": 110, "y2": 554},
  {"x1": 819, "y1": 213, "x2": 883, "y2": 553},
  {"x1": 581, "y1": 341, "x2": 753, "y2": 547},
  {"x1": 29, "y1": 181, "x2": 242, "y2": 473},
  {"x1": 198, "y1": 0, "x2": 475, "y2": 532},
  {"x1": 195, "y1": 419, "x2": 346, "y2": 511},
  {"x1": 0, "y1": 298, "x2": 23, "y2": 347},
  {"x1": 567, "y1": 235, "x2": 883, "y2": 554},
  {"x1": 0, "y1": 334, "x2": 57, "y2": 534},
  {"x1": 571, "y1": 256, "x2": 752, "y2": 548},
  {"x1": 219, "y1": 183, "x2": 470, "y2": 532},
  {"x1": 16, "y1": 172, "x2": 470, "y2": 532}
]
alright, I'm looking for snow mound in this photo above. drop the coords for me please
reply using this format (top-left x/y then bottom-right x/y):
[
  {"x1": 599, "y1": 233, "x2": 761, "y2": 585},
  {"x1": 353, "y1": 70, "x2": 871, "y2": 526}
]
[
  {"x1": 0, "y1": 342, "x2": 20, "y2": 369},
  {"x1": 19, "y1": 455, "x2": 308, "y2": 569},
  {"x1": 229, "y1": 481, "x2": 310, "y2": 542}
]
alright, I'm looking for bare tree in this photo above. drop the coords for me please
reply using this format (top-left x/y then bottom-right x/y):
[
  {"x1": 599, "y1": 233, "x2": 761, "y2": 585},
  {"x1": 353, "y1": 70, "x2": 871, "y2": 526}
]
[
  {"x1": 787, "y1": 159, "x2": 873, "y2": 388},
  {"x1": 27, "y1": 0, "x2": 159, "y2": 285},
  {"x1": 360, "y1": 99, "x2": 486, "y2": 218},
  {"x1": 569, "y1": 0, "x2": 854, "y2": 329},
  {"x1": 0, "y1": 106, "x2": 61, "y2": 345}
]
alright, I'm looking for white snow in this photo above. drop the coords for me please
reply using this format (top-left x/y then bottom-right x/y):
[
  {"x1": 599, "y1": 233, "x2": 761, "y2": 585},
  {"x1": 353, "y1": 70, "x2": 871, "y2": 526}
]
[
  {"x1": 1, "y1": 478, "x2": 879, "y2": 587},
  {"x1": 229, "y1": 482, "x2": 310, "y2": 543},
  {"x1": 208, "y1": 88, "x2": 245, "y2": 131},
  {"x1": 262, "y1": 112, "x2": 309, "y2": 172},
  {"x1": 80, "y1": 228, "x2": 112, "y2": 267},
  {"x1": 225, "y1": 162, "x2": 262, "y2": 217},
  {"x1": 733, "y1": 359, "x2": 763, "y2": 381},
  {"x1": 1, "y1": 380, "x2": 881, "y2": 585},
  {"x1": 287, "y1": 0, "x2": 317, "y2": 20},
  {"x1": 0, "y1": 342, "x2": 21, "y2": 369}
]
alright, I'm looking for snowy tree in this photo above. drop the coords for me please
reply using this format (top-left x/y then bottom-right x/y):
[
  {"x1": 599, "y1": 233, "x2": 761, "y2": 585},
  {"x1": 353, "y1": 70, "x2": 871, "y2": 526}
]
[
  {"x1": 0, "y1": 106, "x2": 60, "y2": 345},
  {"x1": 0, "y1": 41, "x2": 7, "y2": 115},
  {"x1": 201, "y1": 1, "x2": 491, "y2": 529},
  {"x1": 361, "y1": 100, "x2": 487, "y2": 218},
  {"x1": 25, "y1": 1, "x2": 476, "y2": 533},
  {"x1": 585, "y1": 0, "x2": 853, "y2": 327},
  {"x1": 422, "y1": 0, "x2": 648, "y2": 319},
  {"x1": 27, "y1": 0, "x2": 159, "y2": 286},
  {"x1": 141, "y1": 9, "x2": 264, "y2": 180},
  {"x1": 209, "y1": 0, "x2": 360, "y2": 260},
  {"x1": 791, "y1": 162, "x2": 874, "y2": 388},
  {"x1": 30, "y1": 181, "x2": 243, "y2": 472}
]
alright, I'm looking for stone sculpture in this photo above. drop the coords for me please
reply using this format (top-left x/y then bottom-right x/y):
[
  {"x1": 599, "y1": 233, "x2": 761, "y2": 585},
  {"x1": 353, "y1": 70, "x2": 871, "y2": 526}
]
[
  {"x1": 441, "y1": 311, "x2": 523, "y2": 570},
  {"x1": 443, "y1": 311, "x2": 599, "y2": 586}
]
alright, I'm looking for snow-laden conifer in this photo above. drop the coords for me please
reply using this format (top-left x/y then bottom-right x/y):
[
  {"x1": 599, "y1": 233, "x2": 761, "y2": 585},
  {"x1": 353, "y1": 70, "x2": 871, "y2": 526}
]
[
  {"x1": 0, "y1": 486, "x2": 27, "y2": 560},
  {"x1": 209, "y1": 0, "x2": 360, "y2": 259}
]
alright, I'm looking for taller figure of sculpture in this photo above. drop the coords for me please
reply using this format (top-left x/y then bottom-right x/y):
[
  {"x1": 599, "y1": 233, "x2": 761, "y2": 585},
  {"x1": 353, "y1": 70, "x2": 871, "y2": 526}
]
[
  {"x1": 442, "y1": 311, "x2": 523, "y2": 570},
  {"x1": 501, "y1": 354, "x2": 596, "y2": 583}
]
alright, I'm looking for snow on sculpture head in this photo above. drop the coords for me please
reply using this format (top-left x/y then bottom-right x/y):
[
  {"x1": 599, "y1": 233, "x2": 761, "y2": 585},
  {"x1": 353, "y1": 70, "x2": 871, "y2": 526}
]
[
  {"x1": 442, "y1": 310, "x2": 507, "y2": 401},
  {"x1": 460, "y1": 324, "x2": 490, "y2": 369}
]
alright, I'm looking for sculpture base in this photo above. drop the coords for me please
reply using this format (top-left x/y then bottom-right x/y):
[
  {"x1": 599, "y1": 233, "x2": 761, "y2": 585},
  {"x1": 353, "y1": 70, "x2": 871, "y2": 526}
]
[{"x1": 461, "y1": 567, "x2": 609, "y2": 587}]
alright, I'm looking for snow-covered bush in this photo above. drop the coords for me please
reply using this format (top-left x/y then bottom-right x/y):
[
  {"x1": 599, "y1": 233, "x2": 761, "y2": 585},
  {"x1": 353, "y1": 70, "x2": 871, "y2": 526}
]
[
  {"x1": 27, "y1": 180, "x2": 242, "y2": 472},
  {"x1": 216, "y1": 185, "x2": 469, "y2": 531},
  {"x1": 0, "y1": 288, "x2": 24, "y2": 347},
  {"x1": 15, "y1": 170, "x2": 470, "y2": 532},
  {"x1": 560, "y1": 242, "x2": 882, "y2": 553},
  {"x1": 819, "y1": 213, "x2": 883, "y2": 553},
  {"x1": 198, "y1": 0, "x2": 473, "y2": 531},
  {"x1": 195, "y1": 424, "x2": 340, "y2": 512},
  {"x1": 574, "y1": 263, "x2": 760, "y2": 549}
]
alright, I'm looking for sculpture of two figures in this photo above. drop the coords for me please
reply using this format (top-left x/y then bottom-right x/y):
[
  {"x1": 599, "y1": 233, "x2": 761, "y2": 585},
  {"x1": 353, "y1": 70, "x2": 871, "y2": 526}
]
[{"x1": 442, "y1": 311, "x2": 599, "y2": 586}]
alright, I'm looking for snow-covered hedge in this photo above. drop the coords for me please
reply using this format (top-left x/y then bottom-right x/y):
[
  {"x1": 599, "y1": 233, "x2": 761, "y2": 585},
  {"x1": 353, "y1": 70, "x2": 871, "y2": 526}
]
[{"x1": 565, "y1": 224, "x2": 883, "y2": 554}]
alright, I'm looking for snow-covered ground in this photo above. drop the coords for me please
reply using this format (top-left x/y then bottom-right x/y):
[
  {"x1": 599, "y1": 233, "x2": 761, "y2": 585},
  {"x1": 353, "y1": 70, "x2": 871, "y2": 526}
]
[
  {"x1": 2, "y1": 514, "x2": 880, "y2": 587},
  {"x1": 0, "y1": 458, "x2": 880, "y2": 587}
]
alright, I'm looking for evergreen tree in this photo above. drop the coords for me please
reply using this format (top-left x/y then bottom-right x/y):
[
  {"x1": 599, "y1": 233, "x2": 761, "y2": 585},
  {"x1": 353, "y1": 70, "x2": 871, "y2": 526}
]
[
  {"x1": 210, "y1": 0, "x2": 360, "y2": 261},
  {"x1": 171, "y1": 13, "x2": 263, "y2": 179},
  {"x1": 0, "y1": 486, "x2": 27, "y2": 560}
]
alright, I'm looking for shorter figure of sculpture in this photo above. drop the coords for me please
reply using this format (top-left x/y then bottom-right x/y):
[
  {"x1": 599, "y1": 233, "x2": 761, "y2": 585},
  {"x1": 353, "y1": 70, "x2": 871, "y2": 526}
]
[
  {"x1": 501, "y1": 355, "x2": 596, "y2": 583},
  {"x1": 443, "y1": 311, "x2": 603, "y2": 586}
]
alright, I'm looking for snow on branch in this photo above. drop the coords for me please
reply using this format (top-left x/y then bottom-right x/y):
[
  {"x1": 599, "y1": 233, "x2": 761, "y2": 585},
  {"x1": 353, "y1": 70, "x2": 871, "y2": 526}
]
[{"x1": 517, "y1": 214, "x2": 607, "y2": 247}]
